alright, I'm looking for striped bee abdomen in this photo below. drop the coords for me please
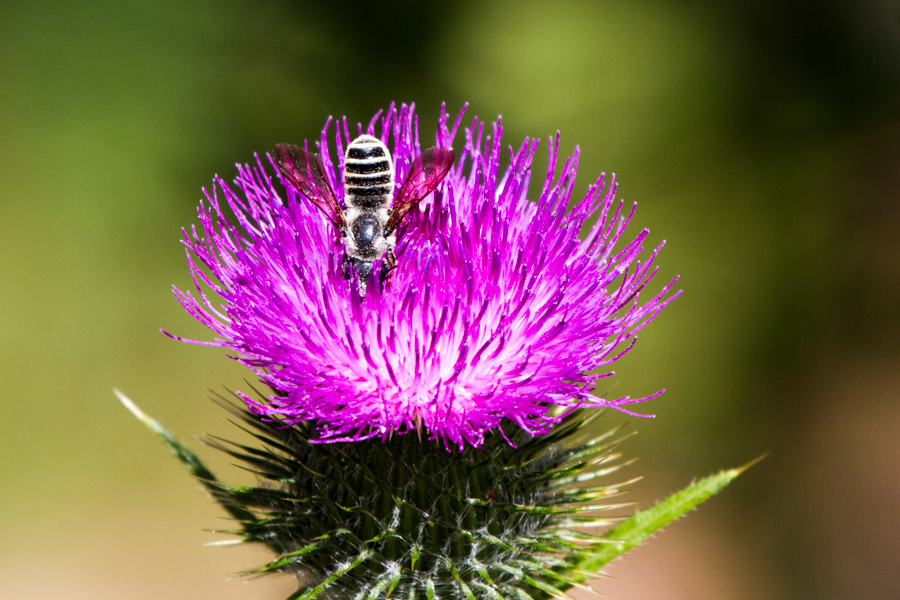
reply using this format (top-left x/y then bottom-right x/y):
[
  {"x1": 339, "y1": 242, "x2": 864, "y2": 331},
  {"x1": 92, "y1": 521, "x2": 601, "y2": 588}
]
[{"x1": 344, "y1": 134, "x2": 394, "y2": 208}]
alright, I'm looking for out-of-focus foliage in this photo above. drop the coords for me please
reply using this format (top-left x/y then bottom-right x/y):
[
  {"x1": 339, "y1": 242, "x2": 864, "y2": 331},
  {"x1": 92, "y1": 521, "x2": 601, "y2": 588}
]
[{"x1": 1, "y1": 1, "x2": 899, "y2": 599}]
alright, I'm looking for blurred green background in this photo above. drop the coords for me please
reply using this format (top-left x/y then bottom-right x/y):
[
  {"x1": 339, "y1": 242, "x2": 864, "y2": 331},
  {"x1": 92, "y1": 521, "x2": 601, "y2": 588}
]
[{"x1": 2, "y1": 1, "x2": 899, "y2": 598}]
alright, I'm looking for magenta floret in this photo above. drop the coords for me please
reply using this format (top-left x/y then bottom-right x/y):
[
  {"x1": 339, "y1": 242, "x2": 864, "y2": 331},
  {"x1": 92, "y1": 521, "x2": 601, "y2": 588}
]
[{"x1": 171, "y1": 104, "x2": 679, "y2": 449}]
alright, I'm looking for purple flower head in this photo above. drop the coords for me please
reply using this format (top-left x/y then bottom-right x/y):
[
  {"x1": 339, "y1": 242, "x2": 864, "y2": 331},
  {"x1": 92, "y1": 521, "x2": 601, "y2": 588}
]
[{"x1": 171, "y1": 104, "x2": 679, "y2": 449}]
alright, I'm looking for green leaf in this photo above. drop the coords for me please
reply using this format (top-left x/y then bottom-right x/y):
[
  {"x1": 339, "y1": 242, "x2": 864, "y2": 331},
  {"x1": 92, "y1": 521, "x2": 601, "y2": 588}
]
[
  {"x1": 115, "y1": 389, "x2": 258, "y2": 524},
  {"x1": 569, "y1": 457, "x2": 764, "y2": 582}
]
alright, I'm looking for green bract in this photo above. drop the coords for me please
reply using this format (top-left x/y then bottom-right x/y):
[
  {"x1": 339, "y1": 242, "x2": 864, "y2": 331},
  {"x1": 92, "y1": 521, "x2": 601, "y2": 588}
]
[{"x1": 118, "y1": 391, "x2": 749, "y2": 600}]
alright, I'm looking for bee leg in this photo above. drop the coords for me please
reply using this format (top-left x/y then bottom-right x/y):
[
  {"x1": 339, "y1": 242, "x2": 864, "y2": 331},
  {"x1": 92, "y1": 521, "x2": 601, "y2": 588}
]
[
  {"x1": 341, "y1": 253, "x2": 352, "y2": 280},
  {"x1": 379, "y1": 250, "x2": 398, "y2": 288},
  {"x1": 344, "y1": 256, "x2": 373, "y2": 298}
]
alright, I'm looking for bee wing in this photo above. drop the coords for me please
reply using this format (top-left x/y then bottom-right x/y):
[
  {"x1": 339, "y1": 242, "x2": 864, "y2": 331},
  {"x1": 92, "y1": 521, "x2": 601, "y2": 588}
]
[
  {"x1": 386, "y1": 146, "x2": 455, "y2": 233},
  {"x1": 273, "y1": 143, "x2": 345, "y2": 228}
]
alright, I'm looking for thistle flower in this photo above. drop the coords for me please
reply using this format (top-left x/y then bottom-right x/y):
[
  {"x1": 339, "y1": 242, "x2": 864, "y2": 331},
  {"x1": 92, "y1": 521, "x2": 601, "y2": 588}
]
[
  {"x1": 120, "y1": 103, "x2": 750, "y2": 600},
  {"x1": 171, "y1": 104, "x2": 678, "y2": 449}
]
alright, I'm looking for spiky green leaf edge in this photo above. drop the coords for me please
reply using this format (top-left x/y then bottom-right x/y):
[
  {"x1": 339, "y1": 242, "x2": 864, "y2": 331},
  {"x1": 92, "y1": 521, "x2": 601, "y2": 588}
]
[
  {"x1": 562, "y1": 455, "x2": 763, "y2": 589},
  {"x1": 116, "y1": 389, "x2": 258, "y2": 525}
]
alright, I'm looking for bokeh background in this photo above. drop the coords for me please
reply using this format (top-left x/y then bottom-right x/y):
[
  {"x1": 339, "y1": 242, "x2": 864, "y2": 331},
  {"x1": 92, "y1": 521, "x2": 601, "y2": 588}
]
[{"x1": 2, "y1": 1, "x2": 899, "y2": 598}]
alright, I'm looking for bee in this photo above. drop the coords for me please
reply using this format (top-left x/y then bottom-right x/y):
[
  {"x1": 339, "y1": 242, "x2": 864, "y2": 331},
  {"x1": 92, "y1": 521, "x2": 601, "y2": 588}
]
[{"x1": 274, "y1": 135, "x2": 454, "y2": 297}]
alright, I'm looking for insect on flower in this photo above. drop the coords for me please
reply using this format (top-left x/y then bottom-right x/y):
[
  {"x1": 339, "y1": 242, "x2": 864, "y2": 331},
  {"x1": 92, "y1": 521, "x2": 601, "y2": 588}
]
[
  {"x1": 130, "y1": 103, "x2": 734, "y2": 600},
  {"x1": 173, "y1": 104, "x2": 679, "y2": 448},
  {"x1": 273, "y1": 135, "x2": 454, "y2": 296}
]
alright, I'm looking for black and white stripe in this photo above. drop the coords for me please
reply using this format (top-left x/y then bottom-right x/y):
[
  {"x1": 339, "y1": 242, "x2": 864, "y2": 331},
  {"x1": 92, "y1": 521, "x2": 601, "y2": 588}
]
[{"x1": 344, "y1": 135, "x2": 394, "y2": 208}]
